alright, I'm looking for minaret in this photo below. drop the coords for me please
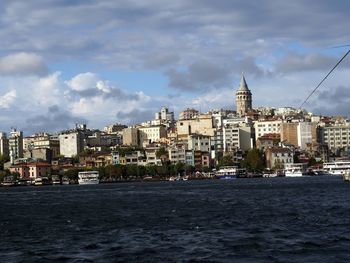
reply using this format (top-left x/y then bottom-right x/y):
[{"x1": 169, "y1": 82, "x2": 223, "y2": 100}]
[{"x1": 235, "y1": 74, "x2": 252, "y2": 116}]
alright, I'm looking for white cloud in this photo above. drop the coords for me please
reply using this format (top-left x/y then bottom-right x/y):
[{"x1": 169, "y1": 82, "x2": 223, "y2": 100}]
[
  {"x1": 65, "y1": 72, "x2": 99, "y2": 91},
  {"x1": 0, "y1": 90, "x2": 16, "y2": 108},
  {"x1": 0, "y1": 52, "x2": 48, "y2": 76}
]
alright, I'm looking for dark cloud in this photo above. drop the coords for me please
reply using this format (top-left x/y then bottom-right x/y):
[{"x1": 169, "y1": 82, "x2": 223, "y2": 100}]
[
  {"x1": 25, "y1": 105, "x2": 87, "y2": 133},
  {"x1": 116, "y1": 109, "x2": 154, "y2": 125},
  {"x1": 166, "y1": 60, "x2": 232, "y2": 91},
  {"x1": 276, "y1": 53, "x2": 340, "y2": 73}
]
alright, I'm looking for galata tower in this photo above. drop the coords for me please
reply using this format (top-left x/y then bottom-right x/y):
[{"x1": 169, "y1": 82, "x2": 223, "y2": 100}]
[{"x1": 235, "y1": 74, "x2": 252, "y2": 116}]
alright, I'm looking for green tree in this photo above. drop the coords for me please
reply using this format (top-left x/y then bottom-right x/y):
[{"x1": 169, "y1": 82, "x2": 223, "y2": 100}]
[
  {"x1": 145, "y1": 164, "x2": 157, "y2": 177},
  {"x1": 218, "y1": 155, "x2": 235, "y2": 168},
  {"x1": 0, "y1": 154, "x2": 10, "y2": 170},
  {"x1": 243, "y1": 149, "x2": 265, "y2": 172},
  {"x1": 156, "y1": 147, "x2": 168, "y2": 164}
]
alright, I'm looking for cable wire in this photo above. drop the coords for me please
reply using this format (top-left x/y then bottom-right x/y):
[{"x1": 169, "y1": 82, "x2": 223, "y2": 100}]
[{"x1": 299, "y1": 49, "x2": 350, "y2": 109}]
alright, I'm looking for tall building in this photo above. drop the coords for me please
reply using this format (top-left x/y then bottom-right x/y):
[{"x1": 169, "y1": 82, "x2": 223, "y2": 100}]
[
  {"x1": 235, "y1": 74, "x2": 252, "y2": 116},
  {"x1": 0, "y1": 132, "x2": 9, "y2": 157},
  {"x1": 59, "y1": 130, "x2": 85, "y2": 157},
  {"x1": 9, "y1": 128, "x2": 23, "y2": 163}
]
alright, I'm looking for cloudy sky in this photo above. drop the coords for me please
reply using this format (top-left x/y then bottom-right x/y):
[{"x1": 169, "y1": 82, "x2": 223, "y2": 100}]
[{"x1": 0, "y1": 0, "x2": 350, "y2": 134}]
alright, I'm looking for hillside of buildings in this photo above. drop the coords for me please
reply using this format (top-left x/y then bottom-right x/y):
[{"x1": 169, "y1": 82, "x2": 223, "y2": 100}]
[{"x1": 0, "y1": 76, "x2": 349, "y2": 183}]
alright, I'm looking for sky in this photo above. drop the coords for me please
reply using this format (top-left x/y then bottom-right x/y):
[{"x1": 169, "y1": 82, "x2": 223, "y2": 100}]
[{"x1": 1, "y1": 0, "x2": 350, "y2": 135}]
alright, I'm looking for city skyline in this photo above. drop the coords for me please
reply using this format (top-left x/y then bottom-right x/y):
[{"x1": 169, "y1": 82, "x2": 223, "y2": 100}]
[{"x1": 0, "y1": 1, "x2": 350, "y2": 134}]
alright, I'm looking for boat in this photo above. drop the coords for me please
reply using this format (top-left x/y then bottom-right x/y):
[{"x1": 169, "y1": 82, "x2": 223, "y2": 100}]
[
  {"x1": 62, "y1": 176, "x2": 70, "y2": 185},
  {"x1": 52, "y1": 175, "x2": 61, "y2": 185},
  {"x1": 284, "y1": 163, "x2": 307, "y2": 177},
  {"x1": 34, "y1": 177, "x2": 43, "y2": 186},
  {"x1": 215, "y1": 166, "x2": 244, "y2": 179},
  {"x1": 1, "y1": 176, "x2": 17, "y2": 186},
  {"x1": 78, "y1": 171, "x2": 99, "y2": 185},
  {"x1": 323, "y1": 161, "x2": 350, "y2": 176}
]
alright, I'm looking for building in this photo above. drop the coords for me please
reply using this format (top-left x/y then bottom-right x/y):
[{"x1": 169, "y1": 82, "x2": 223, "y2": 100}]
[
  {"x1": 59, "y1": 130, "x2": 85, "y2": 157},
  {"x1": 139, "y1": 126, "x2": 167, "y2": 145},
  {"x1": 0, "y1": 132, "x2": 9, "y2": 157},
  {"x1": 177, "y1": 114, "x2": 215, "y2": 139},
  {"x1": 256, "y1": 133, "x2": 281, "y2": 151},
  {"x1": 9, "y1": 162, "x2": 51, "y2": 179},
  {"x1": 281, "y1": 121, "x2": 317, "y2": 150},
  {"x1": 235, "y1": 74, "x2": 252, "y2": 116},
  {"x1": 254, "y1": 119, "x2": 282, "y2": 141},
  {"x1": 104, "y1": 123, "x2": 127, "y2": 134},
  {"x1": 265, "y1": 147, "x2": 294, "y2": 169},
  {"x1": 168, "y1": 142, "x2": 187, "y2": 164},
  {"x1": 188, "y1": 134, "x2": 211, "y2": 152},
  {"x1": 223, "y1": 124, "x2": 253, "y2": 152},
  {"x1": 122, "y1": 127, "x2": 139, "y2": 146},
  {"x1": 320, "y1": 125, "x2": 350, "y2": 154},
  {"x1": 23, "y1": 133, "x2": 60, "y2": 161},
  {"x1": 9, "y1": 128, "x2": 23, "y2": 163},
  {"x1": 179, "y1": 108, "x2": 199, "y2": 120}
]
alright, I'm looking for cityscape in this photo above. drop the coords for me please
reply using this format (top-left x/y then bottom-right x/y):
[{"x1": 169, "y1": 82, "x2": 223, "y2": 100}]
[
  {"x1": 0, "y1": 74, "x2": 349, "y2": 185},
  {"x1": 2, "y1": 1, "x2": 350, "y2": 262}
]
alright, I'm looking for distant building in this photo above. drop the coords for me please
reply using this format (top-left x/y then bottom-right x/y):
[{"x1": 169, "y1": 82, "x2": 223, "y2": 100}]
[
  {"x1": 179, "y1": 108, "x2": 199, "y2": 120},
  {"x1": 177, "y1": 114, "x2": 214, "y2": 139},
  {"x1": 281, "y1": 121, "x2": 317, "y2": 150},
  {"x1": 0, "y1": 132, "x2": 9, "y2": 157},
  {"x1": 265, "y1": 147, "x2": 294, "y2": 169},
  {"x1": 104, "y1": 124, "x2": 127, "y2": 134},
  {"x1": 139, "y1": 126, "x2": 167, "y2": 144},
  {"x1": 59, "y1": 130, "x2": 85, "y2": 157},
  {"x1": 122, "y1": 127, "x2": 139, "y2": 146},
  {"x1": 235, "y1": 74, "x2": 252, "y2": 116},
  {"x1": 9, "y1": 128, "x2": 23, "y2": 163}
]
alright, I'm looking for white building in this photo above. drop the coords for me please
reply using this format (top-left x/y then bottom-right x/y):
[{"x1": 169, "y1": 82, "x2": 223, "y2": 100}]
[
  {"x1": 223, "y1": 124, "x2": 253, "y2": 152},
  {"x1": 254, "y1": 120, "x2": 282, "y2": 141},
  {"x1": 139, "y1": 126, "x2": 167, "y2": 145},
  {"x1": 188, "y1": 134, "x2": 211, "y2": 152},
  {"x1": 59, "y1": 131, "x2": 85, "y2": 157},
  {"x1": 9, "y1": 129, "x2": 23, "y2": 162},
  {"x1": 0, "y1": 132, "x2": 9, "y2": 157},
  {"x1": 321, "y1": 125, "x2": 350, "y2": 153}
]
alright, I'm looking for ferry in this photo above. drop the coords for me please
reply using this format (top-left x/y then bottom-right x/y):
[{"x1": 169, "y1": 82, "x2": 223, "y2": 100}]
[
  {"x1": 284, "y1": 163, "x2": 307, "y2": 177},
  {"x1": 323, "y1": 161, "x2": 350, "y2": 176},
  {"x1": 1, "y1": 176, "x2": 17, "y2": 186},
  {"x1": 78, "y1": 171, "x2": 99, "y2": 185},
  {"x1": 215, "y1": 166, "x2": 245, "y2": 179}
]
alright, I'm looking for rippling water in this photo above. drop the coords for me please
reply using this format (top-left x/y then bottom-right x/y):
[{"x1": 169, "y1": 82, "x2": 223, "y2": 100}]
[{"x1": 1, "y1": 176, "x2": 350, "y2": 262}]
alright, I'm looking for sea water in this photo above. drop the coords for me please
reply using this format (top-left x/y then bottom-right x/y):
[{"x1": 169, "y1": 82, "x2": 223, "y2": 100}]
[{"x1": 1, "y1": 176, "x2": 350, "y2": 262}]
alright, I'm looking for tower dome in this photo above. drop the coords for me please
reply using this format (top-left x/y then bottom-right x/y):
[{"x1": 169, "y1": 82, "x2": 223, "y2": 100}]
[{"x1": 235, "y1": 74, "x2": 252, "y2": 116}]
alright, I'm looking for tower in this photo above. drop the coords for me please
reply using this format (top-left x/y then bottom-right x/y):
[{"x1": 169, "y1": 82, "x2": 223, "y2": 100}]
[{"x1": 235, "y1": 74, "x2": 252, "y2": 116}]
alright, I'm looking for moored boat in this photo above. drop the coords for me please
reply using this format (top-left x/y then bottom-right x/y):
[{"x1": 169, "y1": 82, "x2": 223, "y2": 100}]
[
  {"x1": 78, "y1": 171, "x2": 99, "y2": 185},
  {"x1": 284, "y1": 163, "x2": 307, "y2": 177},
  {"x1": 215, "y1": 166, "x2": 244, "y2": 179}
]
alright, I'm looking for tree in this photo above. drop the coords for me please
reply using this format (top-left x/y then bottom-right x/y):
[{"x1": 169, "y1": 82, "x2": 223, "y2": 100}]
[
  {"x1": 0, "y1": 154, "x2": 10, "y2": 170},
  {"x1": 145, "y1": 164, "x2": 157, "y2": 177},
  {"x1": 156, "y1": 147, "x2": 168, "y2": 164},
  {"x1": 243, "y1": 149, "x2": 265, "y2": 172},
  {"x1": 218, "y1": 155, "x2": 235, "y2": 168}
]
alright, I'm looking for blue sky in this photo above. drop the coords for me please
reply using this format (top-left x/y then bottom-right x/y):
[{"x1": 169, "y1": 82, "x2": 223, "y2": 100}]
[{"x1": 0, "y1": 0, "x2": 350, "y2": 134}]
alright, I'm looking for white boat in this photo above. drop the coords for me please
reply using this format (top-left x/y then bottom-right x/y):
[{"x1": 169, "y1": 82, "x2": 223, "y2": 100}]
[
  {"x1": 215, "y1": 166, "x2": 245, "y2": 179},
  {"x1": 323, "y1": 161, "x2": 350, "y2": 176},
  {"x1": 284, "y1": 163, "x2": 307, "y2": 177},
  {"x1": 78, "y1": 171, "x2": 99, "y2": 185}
]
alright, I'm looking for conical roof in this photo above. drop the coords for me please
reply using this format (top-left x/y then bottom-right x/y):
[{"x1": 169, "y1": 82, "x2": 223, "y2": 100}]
[{"x1": 238, "y1": 74, "x2": 250, "y2": 92}]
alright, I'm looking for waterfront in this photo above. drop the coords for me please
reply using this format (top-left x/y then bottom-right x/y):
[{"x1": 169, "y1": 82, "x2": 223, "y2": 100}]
[{"x1": 1, "y1": 176, "x2": 350, "y2": 262}]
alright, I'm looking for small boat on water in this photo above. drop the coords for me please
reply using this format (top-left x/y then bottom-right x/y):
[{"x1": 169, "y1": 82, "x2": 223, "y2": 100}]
[
  {"x1": 215, "y1": 166, "x2": 245, "y2": 179},
  {"x1": 1, "y1": 176, "x2": 17, "y2": 186},
  {"x1": 78, "y1": 171, "x2": 99, "y2": 185},
  {"x1": 34, "y1": 177, "x2": 51, "y2": 186},
  {"x1": 284, "y1": 163, "x2": 307, "y2": 177},
  {"x1": 323, "y1": 161, "x2": 350, "y2": 176}
]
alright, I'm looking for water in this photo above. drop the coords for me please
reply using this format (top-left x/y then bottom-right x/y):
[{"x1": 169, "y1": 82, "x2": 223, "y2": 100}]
[{"x1": 1, "y1": 176, "x2": 350, "y2": 262}]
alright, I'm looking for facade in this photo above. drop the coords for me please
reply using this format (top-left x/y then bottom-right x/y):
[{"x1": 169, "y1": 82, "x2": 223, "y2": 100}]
[
  {"x1": 0, "y1": 132, "x2": 9, "y2": 157},
  {"x1": 254, "y1": 120, "x2": 282, "y2": 141},
  {"x1": 265, "y1": 147, "x2": 294, "y2": 169},
  {"x1": 235, "y1": 75, "x2": 252, "y2": 116},
  {"x1": 122, "y1": 127, "x2": 139, "y2": 146},
  {"x1": 168, "y1": 142, "x2": 187, "y2": 164},
  {"x1": 177, "y1": 114, "x2": 215, "y2": 139},
  {"x1": 281, "y1": 122, "x2": 317, "y2": 150},
  {"x1": 59, "y1": 130, "x2": 85, "y2": 157},
  {"x1": 320, "y1": 125, "x2": 350, "y2": 154},
  {"x1": 179, "y1": 108, "x2": 199, "y2": 120},
  {"x1": 188, "y1": 134, "x2": 211, "y2": 152},
  {"x1": 9, "y1": 162, "x2": 51, "y2": 179},
  {"x1": 9, "y1": 129, "x2": 23, "y2": 162},
  {"x1": 139, "y1": 126, "x2": 167, "y2": 144},
  {"x1": 23, "y1": 133, "x2": 60, "y2": 161}
]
